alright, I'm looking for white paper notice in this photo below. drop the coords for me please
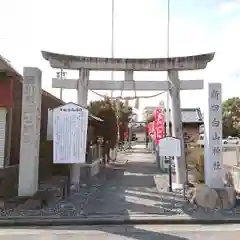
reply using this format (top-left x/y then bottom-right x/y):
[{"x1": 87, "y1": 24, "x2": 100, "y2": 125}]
[{"x1": 53, "y1": 103, "x2": 88, "y2": 164}]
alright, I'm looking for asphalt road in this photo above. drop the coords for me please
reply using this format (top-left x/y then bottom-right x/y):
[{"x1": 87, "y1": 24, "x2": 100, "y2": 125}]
[{"x1": 1, "y1": 225, "x2": 240, "y2": 239}]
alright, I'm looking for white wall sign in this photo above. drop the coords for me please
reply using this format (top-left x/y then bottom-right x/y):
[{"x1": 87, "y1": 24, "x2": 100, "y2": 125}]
[
  {"x1": 158, "y1": 137, "x2": 181, "y2": 157},
  {"x1": 53, "y1": 103, "x2": 88, "y2": 164},
  {"x1": 204, "y1": 83, "x2": 224, "y2": 188}
]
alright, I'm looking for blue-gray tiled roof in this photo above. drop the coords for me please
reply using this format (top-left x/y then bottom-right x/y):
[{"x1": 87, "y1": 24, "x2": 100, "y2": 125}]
[
  {"x1": 180, "y1": 108, "x2": 203, "y2": 123},
  {"x1": 147, "y1": 108, "x2": 203, "y2": 123}
]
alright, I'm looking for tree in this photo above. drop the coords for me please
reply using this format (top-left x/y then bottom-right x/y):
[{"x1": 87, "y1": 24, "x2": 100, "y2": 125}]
[
  {"x1": 222, "y1": 97, "x2": 240, "y2": 138},
  {"x1": 112, "y1": 100, "x2": 133, "y2": 143},
  {"x1": 88, "y1": 98, "x2": 133, "y2": 147},
  {"x1": 88, "y1": 98, "x2": 117, "y2": 148}
]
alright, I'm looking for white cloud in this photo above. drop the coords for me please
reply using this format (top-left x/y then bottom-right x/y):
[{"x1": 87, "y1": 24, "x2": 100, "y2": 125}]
[
  {"x1": 0, "y1": 0, "x2": 240, "y2": 112},
  {"x1": 205, "y1": 14, "x2": 240, "y2": 97},
  {"x1": 219, "y1": 1, "x2": 239, "y2": 13}
]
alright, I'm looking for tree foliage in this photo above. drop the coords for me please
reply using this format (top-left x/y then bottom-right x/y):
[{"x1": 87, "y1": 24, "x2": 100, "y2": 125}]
[
  {"x1": 222, "y1": 97, "x2": 240, "y2": 138},
  {"x1": 112, "y1": 100, "x2": 133, "y2": 143},
  {"x1": 88, "y1": 98, "x2": 132, "y2": 148}
]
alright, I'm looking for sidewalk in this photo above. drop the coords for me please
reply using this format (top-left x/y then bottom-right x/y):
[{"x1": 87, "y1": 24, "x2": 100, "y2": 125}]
[{"x1": 0, "y1": 145, "x2": 240, "y2": 225}]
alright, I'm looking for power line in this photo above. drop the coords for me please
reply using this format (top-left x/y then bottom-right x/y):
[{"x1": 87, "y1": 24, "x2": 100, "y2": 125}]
[
  {"x1": 86, "y1": 1, "x2": 172, "y2": 103},
  {"x1": 166, "y1": 0, "x2": 171, "y2": 136},
  {"x1": 110, "y1": 0, "x2": 115, "y2": 99}
]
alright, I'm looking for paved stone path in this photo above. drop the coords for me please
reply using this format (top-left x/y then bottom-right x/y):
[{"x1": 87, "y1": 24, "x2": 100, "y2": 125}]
[
  {"x1": 1, "y1": 144, "x2": 240, "y2": 219},
  {"x1": 46, "y1": 145, "x2": 240, "y2": 218},
  {"x1": 81, "y1": 151, "x2": 167, "y2": 216}
]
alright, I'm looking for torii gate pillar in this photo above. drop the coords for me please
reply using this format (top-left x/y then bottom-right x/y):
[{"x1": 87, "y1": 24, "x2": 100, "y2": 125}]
[
  {"x1": 71, "y1": 68, "x2": 89, "y2": 185},
  {"x1": 168, "y1": 70, "x2": 187, "y2": 187}
]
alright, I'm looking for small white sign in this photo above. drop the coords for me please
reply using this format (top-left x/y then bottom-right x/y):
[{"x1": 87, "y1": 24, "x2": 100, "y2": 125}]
[{"x1": 158, "y1": 137, "x2": 181, "y2": 157}]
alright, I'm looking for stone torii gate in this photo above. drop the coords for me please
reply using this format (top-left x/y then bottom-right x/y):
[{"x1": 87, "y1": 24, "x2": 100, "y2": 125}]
[{"x1": 42, "y1": 51, "x2": 214, "y2": 187}]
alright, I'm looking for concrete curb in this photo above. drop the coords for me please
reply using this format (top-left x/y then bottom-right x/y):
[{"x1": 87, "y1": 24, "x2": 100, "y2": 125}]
[{"x1": 0, "y1": 215, "x2": 240, "y2": 226}]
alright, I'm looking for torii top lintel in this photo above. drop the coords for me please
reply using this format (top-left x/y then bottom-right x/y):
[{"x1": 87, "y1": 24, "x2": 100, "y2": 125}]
[{"x1": 41, "y1": 51, "x2": 215, "y2": 72}]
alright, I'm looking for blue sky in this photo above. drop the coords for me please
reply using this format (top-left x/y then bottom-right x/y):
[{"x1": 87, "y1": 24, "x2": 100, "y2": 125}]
[{"x1": 0, "y1": 0, "x2": 240, "y2": 111}]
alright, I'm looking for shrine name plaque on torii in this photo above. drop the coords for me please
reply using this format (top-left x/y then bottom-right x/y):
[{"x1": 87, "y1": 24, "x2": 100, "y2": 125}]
[{"x1": 42, "y1": 51, "x2": 215, "y2": 187}]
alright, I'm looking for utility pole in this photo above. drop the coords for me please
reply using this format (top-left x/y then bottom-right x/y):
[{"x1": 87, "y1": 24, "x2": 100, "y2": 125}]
[
  {"x1": 110, "y1": 0, "x2": 115, "y2": 99},
  {"x1": 165, "y1": 0, "x2": 171, "y2": 137}
]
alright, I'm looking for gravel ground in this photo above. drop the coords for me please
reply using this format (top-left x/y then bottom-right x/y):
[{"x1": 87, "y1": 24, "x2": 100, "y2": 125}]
[{"x1": 0, "y1": 146, "x2": 240, "y2": 219}]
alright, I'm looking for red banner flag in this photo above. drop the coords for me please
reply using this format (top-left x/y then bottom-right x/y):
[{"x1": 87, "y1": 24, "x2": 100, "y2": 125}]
[
  {"x1": 147, "y1": 122, "x2": 154, "y2": 140},
  {"x1": 124, "y1": 125, "x2": 128, "y2": 141},
  {"x1": 154, "y1": 106, "x2": 165, "y2": 144}
]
